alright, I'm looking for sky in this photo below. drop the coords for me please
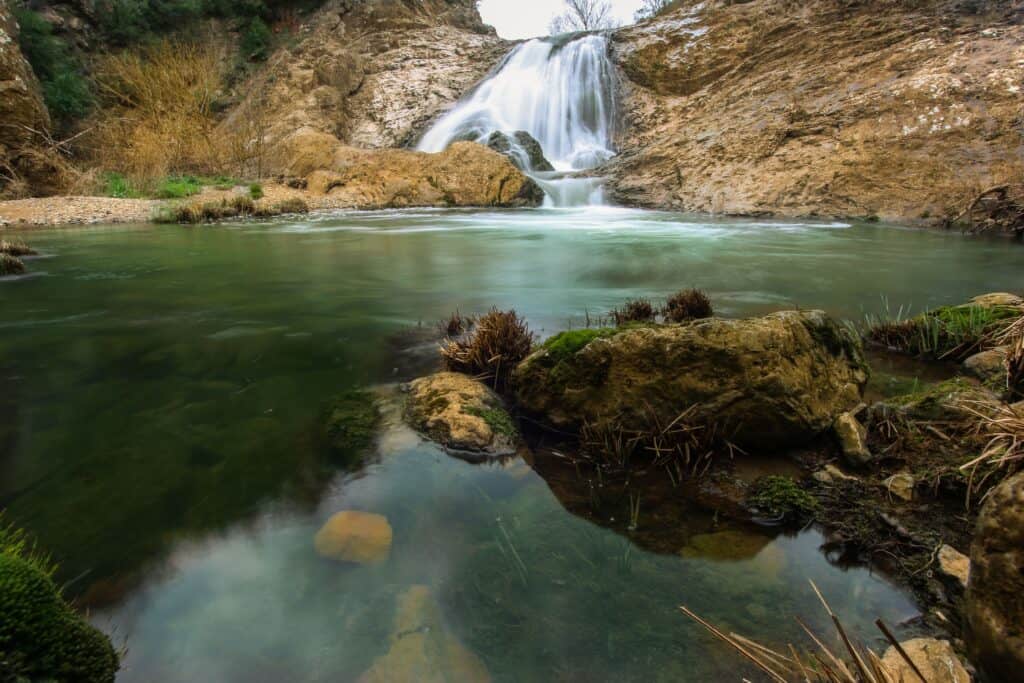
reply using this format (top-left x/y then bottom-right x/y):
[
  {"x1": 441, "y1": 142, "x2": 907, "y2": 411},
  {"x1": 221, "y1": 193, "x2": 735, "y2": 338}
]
[{"x1": 477, "y1": 0, "x2": 647, "y2": 39}]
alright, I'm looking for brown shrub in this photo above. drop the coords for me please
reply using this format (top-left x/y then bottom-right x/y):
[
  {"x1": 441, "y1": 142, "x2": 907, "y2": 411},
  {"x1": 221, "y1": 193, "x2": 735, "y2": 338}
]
[
  {"x1": 440, "y1": 309, "x2": 533, "y2": 393},
  {"x1": 0, "y1": 254, "x2": 26, "y2": 276},
  {"x1": 440, "y1": 310, "x2": 476, "y2": 338},
  {"x1": 0, "y1": 240, "x2": 38, "y2": 257},
  {"x1": 663, "y1": 288, "x2": 713, "y2": 322},
  {"x1": 612, "y1": 298, "x2": 656, "y2": 326}
]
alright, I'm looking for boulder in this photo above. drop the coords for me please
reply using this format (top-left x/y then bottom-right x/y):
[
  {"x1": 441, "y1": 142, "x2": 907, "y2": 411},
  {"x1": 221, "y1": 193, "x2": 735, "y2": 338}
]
[
  {"x1": 405, "y1": 372, "x2": 519, "y2": 457},
  {"x1": 963, "y1": 347, "x2": 1008, "y2": 390},
  {"x1": 486, "y1": 130, "x2": 554, "y2": 172},
  {"x1": 514, "y1": 311, "x2": 868, "y2": 450},
  {"x1": 880, "y1": 638, "x2": 969, "y2": 683},
  {"x1": 273, "y1": 130, "x2": 543, "y2": 209},
  {"x1": 313, "y1": 511, "x2": 393, "y2": 565},
  {"x1": 834, "y1": 412, "x2": 872, "y2": 468},
  {"x1": 358, "y1": 585, "x2": 491, "y2": 683},
  {"x1": 967, "y1": 471, "x2": 1024, "y2": 681}
]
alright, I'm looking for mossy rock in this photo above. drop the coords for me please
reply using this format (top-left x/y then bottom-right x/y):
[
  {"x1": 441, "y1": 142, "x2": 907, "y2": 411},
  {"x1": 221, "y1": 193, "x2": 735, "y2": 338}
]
[
  {"x1": 405, "y1": 372, "x2": 520, "y2": 458},
  {"x1": 0, "y1": 552, "x2": 119, "y2": 682},
  {"x1": 882, "y1": 377, "x2": 995, "y2": 422},
  {"x1": 516, "y1": 311, "x2": 868, "y2": 451},
  {"x1": 322, "y1": 390, "x2": 380, "y2": 464}
]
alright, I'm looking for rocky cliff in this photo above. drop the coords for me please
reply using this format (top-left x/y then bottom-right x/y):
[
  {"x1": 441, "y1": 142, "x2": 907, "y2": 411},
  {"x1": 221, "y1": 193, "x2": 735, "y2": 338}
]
[
  {"x1": 223, "y1": 0, "x2": 508, "y2": 169},
  {"x1": 607, "y1": 0, "x2": 1024, "y2": 224}
]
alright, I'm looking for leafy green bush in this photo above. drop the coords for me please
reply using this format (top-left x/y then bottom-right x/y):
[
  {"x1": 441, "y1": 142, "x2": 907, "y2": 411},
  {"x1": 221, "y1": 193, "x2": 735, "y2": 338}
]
[
  {"x1": 102, "y1": 172, "x2": 137, "y2": 198},
  {"x1": 155, "y1": 175, "x2": 202, "y2": 199},
  {"x1": 13, "y1": 7, "x2": 92, "y2": 123},
  {"x1": 240, "y1": 17, "x2": 273, "y2": 61},
  {"x1": 0, "y1": 518, "x2": 119, "y2": 682},
  {"x1": 248, "y1": 182, "x2": 264, "y2": 199}
]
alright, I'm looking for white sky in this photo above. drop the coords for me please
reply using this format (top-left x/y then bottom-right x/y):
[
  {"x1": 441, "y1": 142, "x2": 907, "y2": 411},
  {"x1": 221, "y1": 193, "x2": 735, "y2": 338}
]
[{"x1": 478, "y1": 0, "x2": 647, "y2": 39}]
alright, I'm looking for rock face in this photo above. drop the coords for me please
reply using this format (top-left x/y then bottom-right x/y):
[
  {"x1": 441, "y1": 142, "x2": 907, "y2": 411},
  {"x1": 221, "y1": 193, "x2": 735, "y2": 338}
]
[
  {"x1": 514, "y1": 311, "x2": 868, "y2": 450},
  {"x1": 607, "y1": 0, "x2": 1024, "y2": 223},
  {"x1": 222, "y1": 0, "x2": 506, "y2": 155},
  {"x1": 967, "y1": 471, "x2": 1024, "y2": 681},
  {"x1": 275, "y1": 131, "x2": 542, "y2": 208},
  {"x1": 881, "y1": 638, "x2": 969, "y2": 683},
  {"x1": 405, "y1": 372, "x2": 519, "y2": 457},
  {"x1": 313, "y1": 511, "x2": 393, "y2": 565},
  {"x1": 358, "y1": 585, "x2": 491, "y2": 683},
  {"x1": 486, "y1": 131, "x2": 555, "y2": 172},
  {"x1": 0, "y1": 2, "x2": 53, "y2": 196}
]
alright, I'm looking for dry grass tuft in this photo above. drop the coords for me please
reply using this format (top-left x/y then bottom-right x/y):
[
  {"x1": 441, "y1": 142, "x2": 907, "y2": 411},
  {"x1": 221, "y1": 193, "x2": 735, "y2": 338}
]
[
  {"x1": 663, "y1": 288, "x2": 713, "y2": 323},
  {"x1": 440, "y1": 310, "x2": 476, "y2": 338},
  {"x1": 959, "y1": 399, "x2": 1024, "y2": 501},
  {"x1": 0, "y1": 240, "x2": 38, "y2": 257},
  {"x1": 0, "y1": 253, "x2": 26, "y2": 276},
  {"x1": 612, "y1": 298, "x2": 656, "y2": 326},
  {"x1": 440, "y1": 309, "x2": 533, "y2": 393},
  {"x1": 682, "y1": 580, "x2": 919, "y2": 683}
]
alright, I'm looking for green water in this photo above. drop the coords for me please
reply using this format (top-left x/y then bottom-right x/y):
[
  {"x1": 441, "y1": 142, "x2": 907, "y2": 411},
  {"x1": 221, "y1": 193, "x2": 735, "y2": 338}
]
[{"x1": 1, "y1": 208, "x2": 1019, "y2": 681}]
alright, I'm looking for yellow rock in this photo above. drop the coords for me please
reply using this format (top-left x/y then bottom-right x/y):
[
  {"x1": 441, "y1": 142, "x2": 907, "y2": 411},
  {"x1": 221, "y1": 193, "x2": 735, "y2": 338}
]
[
  {"x1": 359, "y1": 585, "x2": 491, "y2": 683},
  {"x1": 881, "y1": 638, "x2": 969, "y2": 683},
  {"x1": 313, "y1": 511, "x2": 393, "y2": 565}
]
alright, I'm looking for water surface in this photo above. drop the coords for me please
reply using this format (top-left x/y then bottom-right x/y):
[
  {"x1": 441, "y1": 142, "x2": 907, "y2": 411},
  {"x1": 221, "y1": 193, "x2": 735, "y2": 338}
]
[{"x1": 2, "y1": 208, "x2": 1019, "y2": 681}]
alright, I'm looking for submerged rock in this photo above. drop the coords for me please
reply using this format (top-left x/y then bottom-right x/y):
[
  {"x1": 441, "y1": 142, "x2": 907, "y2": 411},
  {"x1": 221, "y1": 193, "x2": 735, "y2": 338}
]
[
  {"x1": 405, "y1": 372, "x2": 519, "y2": 457},
  {"x1": 358, "y1": 585, "x2": 491, "y2": 683},
  {"x1": 514, "y1": 311, "x2": 868, "y2": 450},
  {"x1": 314, "y1": 511, "x2": 393, "y2": 565},
  {"x1": 967, "y1": 471, "x2": 1024, "y2": 681},
  {"x1": 880, "y1": 638, "x2": 969, "y2": 683}
]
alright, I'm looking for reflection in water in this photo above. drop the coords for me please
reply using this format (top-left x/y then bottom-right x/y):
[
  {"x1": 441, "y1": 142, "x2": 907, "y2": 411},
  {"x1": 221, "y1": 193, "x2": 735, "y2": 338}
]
[{"x1": 1, "y1": 209, "x2": 1018, "y2": 680}]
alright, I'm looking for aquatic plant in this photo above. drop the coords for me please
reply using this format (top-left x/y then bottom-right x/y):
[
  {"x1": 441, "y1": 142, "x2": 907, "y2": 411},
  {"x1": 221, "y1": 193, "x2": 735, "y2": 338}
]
[
  {"x1": 0, "y1": 254, "x2": 26, "y2": 276},
  {"x1": 663, "y1": 288, "x2": 713, "y2": 323},
  {"x1": 0, "y1": 516, "x2": 119, "y2": 682},
  {"x1": 440, "y1": 310, "x2": 476, "y2": 338},
  {"x1": 0, "y1": 239, "x2": 38, "y2": 257},
  {"x1": 321, "y1": 390, "x2": 380, "y2": 465},
  {"x1": 748, "y1": 476, "x2": 819, "y2": 523},
  {"x1": 681, "y1": 581, "x2": 918, "y2": 683},
  {"x1": 865, "y1": 302, "x2": 1022, "y2": 361},
  {"x1": 441, "y1": 309, "x2": 534, "y2": 393},
  {"x1": 612, "y1": 298, "x2": 656, "y2": 326}
]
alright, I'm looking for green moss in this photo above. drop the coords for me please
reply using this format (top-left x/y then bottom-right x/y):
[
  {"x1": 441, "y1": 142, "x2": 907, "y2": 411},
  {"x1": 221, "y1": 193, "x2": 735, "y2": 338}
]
[
  {"x1": 0, "y1": 521, "x2": 119, "y2": 682},
  {"x1": 466, "y1": 406, "x2": 517, "y2": 437},
  {"x1": 748, "y1": 476, "x2": 819, "y2": 522},
  {"x1": 322, "y1": 390, "x2": 380, "y2": 464},
  {"x1": 867, "y1": 303, "x2": 1021, "y2": 361},
  {"x1": 541, "y1": 328, "x2": 617, "y2": 362}
]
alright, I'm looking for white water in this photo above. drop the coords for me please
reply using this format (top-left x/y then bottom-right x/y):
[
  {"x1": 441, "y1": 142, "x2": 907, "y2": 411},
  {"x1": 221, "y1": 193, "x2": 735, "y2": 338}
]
[{"x1": 417, "y1": 34, "x2": 616, "y2": 207}]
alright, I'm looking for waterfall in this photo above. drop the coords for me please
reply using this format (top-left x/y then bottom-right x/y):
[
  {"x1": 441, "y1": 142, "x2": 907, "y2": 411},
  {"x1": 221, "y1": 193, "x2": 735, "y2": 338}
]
[{"x1": 417, "y1": 34, "x2": 616, "y2": 207}]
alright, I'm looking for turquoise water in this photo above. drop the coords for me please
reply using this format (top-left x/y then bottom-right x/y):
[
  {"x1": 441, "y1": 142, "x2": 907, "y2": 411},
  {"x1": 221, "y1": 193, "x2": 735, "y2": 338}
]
[{"x1": 2, "y1": 207, "x2": 1020, "y2": 681}]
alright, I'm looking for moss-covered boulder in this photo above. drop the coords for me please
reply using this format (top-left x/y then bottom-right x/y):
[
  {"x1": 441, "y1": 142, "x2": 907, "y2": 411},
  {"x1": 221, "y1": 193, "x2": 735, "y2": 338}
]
[
  {"x1": 404, "y1": 372, "x2": 519, "y2": 458},
  {"x1": 0, "y1": 552, "x2": 119, "y2": 682},
  {"x1": 514, "y1": 311, "x2": 868, "y2": 450}
]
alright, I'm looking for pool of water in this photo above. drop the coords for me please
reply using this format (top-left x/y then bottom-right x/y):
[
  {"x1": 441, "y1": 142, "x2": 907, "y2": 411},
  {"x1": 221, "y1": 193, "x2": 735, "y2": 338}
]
[{"x1": 2, "y1": 207, "x2": 1020, "y2": 681}]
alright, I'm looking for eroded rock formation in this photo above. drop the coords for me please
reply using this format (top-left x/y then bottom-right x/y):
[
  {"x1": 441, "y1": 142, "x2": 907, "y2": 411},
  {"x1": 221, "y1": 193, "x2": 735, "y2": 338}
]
[{"x1": 607, "y1": 0, "x2": 1024, "y2": 223}]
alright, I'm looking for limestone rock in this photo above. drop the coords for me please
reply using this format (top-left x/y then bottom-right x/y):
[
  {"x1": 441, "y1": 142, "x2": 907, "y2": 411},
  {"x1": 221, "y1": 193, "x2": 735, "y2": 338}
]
[
  {"x1": 967, "y1": 471, "x2": 1024, "y2": 681},
  {"x1": 405, "y1": 372, "x2": 519, "y2": 457},
  {"x1": 971, "y1": 293, "x2": 1024, "y2": 308},
  {"x1": 514, "y1": 310, "x2": 868, "y2": 450},
  {"x1": 834, "y1": 412, "x2": 873, "y2": 468},
  {"x1": 882, "y1": 472, "x2": 915, "y2": 502},
  {"x1": 358, "y1": 585, "x2": 491, "y2": 683},
  {"x1": 486, "y1": 130, "x2": 554, "y2": 172},
  {"x1": 937, "y1": 544, "x2": 970, "y2": 589},
  {"x1": 274, "y1": 131, "x2": 542, "y2": 209},
  {"x1": 314, "y1": 511, "x2": 393, "y2": 565},
  {"x1": 963, "y1": 347, "x2": 1008, "y2": 390},
  {"x1": 607, "y1": 2, "x2": 1024, "y2": 223},
  {"x1": 881, "y1": 638, "x2": 969, "y2": 683}
]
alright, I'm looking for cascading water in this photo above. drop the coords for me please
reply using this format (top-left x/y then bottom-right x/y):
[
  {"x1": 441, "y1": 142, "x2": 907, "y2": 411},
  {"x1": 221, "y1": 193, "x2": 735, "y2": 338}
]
[{"x1": 417, "y1": 34, "x2": 616, "y2": 207}]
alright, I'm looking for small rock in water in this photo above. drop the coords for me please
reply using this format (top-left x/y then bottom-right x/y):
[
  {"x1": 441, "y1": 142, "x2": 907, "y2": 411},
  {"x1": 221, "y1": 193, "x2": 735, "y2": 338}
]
[
  {"x1": 314, "y1": 511, "x2": 393, "y2": 565},
  {"x1": 881, "y1": 638, "x2": 969, "y2": 683},
  {"x1": 937, "y1": 544, "x2": 970, "y2": 589},
  {"x1": 882, "y1": 472, "x2": 915, "y2": 502},
  {"x1": 834, "y1": 412, "x2": 873, "y2": 468}
]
